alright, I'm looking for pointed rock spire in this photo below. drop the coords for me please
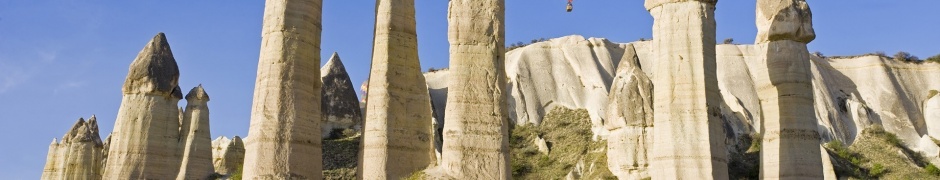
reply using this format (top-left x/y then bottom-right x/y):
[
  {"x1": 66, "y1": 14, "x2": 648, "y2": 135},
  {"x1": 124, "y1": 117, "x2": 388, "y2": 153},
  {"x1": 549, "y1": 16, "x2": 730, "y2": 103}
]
[
  {"x1": 178, "y1": 85, "x2": 214, "y2": 179},
  {"x1": 103, "y1": 33, "x2": 185, "y2": 179},
  {"x1": 122, "y1": 32, "x2": 181, "y2": 98},
  {"x1": 320, "y1": 52, "x2": 362, "y2": 139},
  {"x1": 62, "y1": 118, "x2": 86, "y2": 144},
  {"x1": 43, "y1": 116, "x2": 106, "y2": 180},
  {"x1": 185, "y1": 84, "x2": 210, "y2": 101},
  {"x1": 86, "y1": 115, "x2": 103, "y2": 146}
]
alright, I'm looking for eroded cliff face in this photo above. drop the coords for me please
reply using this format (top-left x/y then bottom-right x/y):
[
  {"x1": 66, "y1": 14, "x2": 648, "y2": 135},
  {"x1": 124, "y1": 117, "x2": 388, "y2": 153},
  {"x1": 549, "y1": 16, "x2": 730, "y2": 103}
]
[{"x1": 505, "y1": 35, "x2": 627, "y2": 139}]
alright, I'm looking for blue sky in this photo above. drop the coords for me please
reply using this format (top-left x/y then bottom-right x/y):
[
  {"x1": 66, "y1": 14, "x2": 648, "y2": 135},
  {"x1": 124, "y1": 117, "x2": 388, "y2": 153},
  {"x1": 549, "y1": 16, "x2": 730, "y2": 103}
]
[{"x1": 1, "y1": 1, "x2": 937, "y2": 179}]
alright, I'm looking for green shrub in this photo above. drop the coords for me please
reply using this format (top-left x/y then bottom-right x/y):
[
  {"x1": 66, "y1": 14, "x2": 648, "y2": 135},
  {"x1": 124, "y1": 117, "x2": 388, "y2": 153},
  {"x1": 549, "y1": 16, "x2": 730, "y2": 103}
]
[
  {"x1": 229, "y1": 164, "x2": 243, "y2": 180},
  {"x1": 404, "y1": 171, "x2": 426, "y2": 180},
  {"x1": 748, "y1": 133, "x2": 762, "y2": 151},
  {"x1": 927, "y1": 164, "x2": 940, "y2": 176},
  {"x1": 927, "y1": 54, "x2": 940, "y2": 63},
  {"x1": 869, "y1": 163, "x2": 886, "y2": 177},
  {"x1": 893, "y1": 51, "x2": 920, "y2": 62},
  {"x1": 722, "y1": 38, "x2": 734, "y2": 44}
]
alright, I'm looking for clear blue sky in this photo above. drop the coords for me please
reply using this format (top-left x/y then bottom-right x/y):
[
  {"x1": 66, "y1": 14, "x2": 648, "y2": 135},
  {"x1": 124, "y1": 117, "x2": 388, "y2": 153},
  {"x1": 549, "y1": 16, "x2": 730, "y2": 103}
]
[{"x1": 1, "y1": 1, "x2": 937, "y2": 179}]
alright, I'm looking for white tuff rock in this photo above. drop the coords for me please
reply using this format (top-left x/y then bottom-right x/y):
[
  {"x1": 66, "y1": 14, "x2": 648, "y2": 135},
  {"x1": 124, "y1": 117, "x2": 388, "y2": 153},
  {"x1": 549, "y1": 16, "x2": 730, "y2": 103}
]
[
  {"x1": 754, "y1": 0, "x2": 824, "y2": 179},
  {"x1": 438, "y1": 0, "x2": 510, "y2": 179},
  {"x1": 645, "y1": 0, "x2": 729, "y2": 179},
  {"x1": 505, "y1": 35, "x2": 630, "y2": 139},
  {"x1": 360, "y1": 0, "x2": 436, "y2": 178},
  {"x1": 102, "y1": 33, "x2": 185, "y2": 179},
  {"x1": 604, "y1": 45, "x2": 653, "y2": 180},
  {"x1": 176, "y1": 85, "x2": 215, "y2": 180},
  {"x1": 41, "y1": 117, "x2": 105, "y2": 180},
  {"x1": 242, "y1": 0, "x2": 324, "y2": 179},
  {"x1": 211, "y1": 136, "x2": 245, "y2": 177}
]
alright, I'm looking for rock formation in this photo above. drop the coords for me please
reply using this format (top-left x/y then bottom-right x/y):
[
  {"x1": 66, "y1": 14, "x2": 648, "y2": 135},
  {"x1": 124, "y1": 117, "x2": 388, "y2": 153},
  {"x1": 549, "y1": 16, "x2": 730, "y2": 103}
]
[
  {"x1": 212, "y1": 136, "x2": 245, "y2": 177},
  {"x1": 505, "y1": 35, "x2": 632, "y2": 138},
  {"x1": 438, "y1": 0, "x2": 510, "y2": 179},
  {"x1": 424, "y1": 69, "x2": 449, "y2": 155},
  {"x1": 926, "y1": 90, "x2": 940, "y2": 138},
  {"x1": 321, "y1": 53, "x2": 363, "y2": 139},
  {"x1": 604, "y1": 45, "x2": 654, "y2": 179},
  {"x1": 177, "y1": 85, "x2": 215, "y2": 180},
  {"x1": 102, "y1": 32, "x2": 185, "y2": 179},
  {"x1": 41, "y1": 117, "x2": 105, "y2": 180},
  {"x1": 644, "y1": 0, "x2": 729, "y2": 179},
  {"x1": 242, "y1": 0, "x2": 323, "y2": 178},
  {"x1": 753, "y1": 0, "x2": 824, "y2": 178},
  {"x1": 421, "y1": 34, "x2": 940, "y2": 179},
  {"x1": 360, "y1": 0, "x2": 435, "y2": 179}
]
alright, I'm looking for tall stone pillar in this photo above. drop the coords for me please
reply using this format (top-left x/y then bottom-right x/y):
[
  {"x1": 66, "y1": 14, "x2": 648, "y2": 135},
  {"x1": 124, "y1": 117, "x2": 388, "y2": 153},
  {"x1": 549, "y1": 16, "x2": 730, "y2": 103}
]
[
  {"x1": 754, "y1": 0, "x2": 823, "y2": 179},
  {"x1": 360, "y1": 0, "x2": 435, "y2": 179},
  {"x1": 242, "y1": 0, "x2": 323, "y2": 179},
  {"x1": 441, "y1": 0, "x2": 510, "y2": 179},
  {"x1": 102, "y1": 33, "x2": 185, "y2": 179},
  {"x1": 177, "y1": 85, "x2": 215, "y2": 180},
  {"x1": 644, "y1": 0, "x2": 729, "y2": 179}
]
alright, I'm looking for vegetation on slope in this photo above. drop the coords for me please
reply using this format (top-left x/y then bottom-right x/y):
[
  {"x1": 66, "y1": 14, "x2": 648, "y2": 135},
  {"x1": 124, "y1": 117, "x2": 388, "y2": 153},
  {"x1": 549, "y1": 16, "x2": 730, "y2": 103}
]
[
  {"x1": 826, "y1": 126, "x2": 940, "y2": 179},
  {"x1": 927, "y1": 54, "x2": 940, "y2": 64},
  {"x1": 322, "y1": 132, "x2": 360, "y2": 180},
  {"x1": 510, "y1": 107, "x2": 615, "y2": 179}
]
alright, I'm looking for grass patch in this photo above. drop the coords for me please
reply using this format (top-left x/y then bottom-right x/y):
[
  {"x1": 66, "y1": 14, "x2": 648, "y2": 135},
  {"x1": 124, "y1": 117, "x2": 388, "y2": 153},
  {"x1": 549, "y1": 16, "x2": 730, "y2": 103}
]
[
  {"x1": 322, "y1": 134, "x2": 360, "y2": 180},
  {"x1": 927, "y1": 164, "x2": 940, "y2": 176},
  {"x1": 403, "y1": 171, "x2": 427, "y2": 180},
  {"x1": 826, "y1": 126, "x2": 936, "y2": 179},
  {"x1": 510, "y1": 107, "x2": 615, "y2": 179}
]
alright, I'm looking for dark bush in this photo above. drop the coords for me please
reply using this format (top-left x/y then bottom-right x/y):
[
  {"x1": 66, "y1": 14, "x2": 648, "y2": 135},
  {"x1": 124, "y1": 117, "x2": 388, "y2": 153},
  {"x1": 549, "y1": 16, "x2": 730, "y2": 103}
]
[
  {"x1": 893, "y1": 51, "x2": 920, "y2": 62},
  {"x1": 722, "y1": 38, "x2": 734, "y2": 44}
]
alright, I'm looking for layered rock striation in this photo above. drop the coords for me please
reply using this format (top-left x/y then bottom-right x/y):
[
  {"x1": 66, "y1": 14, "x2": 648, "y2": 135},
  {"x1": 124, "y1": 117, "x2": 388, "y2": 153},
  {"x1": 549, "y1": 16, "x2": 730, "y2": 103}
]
[
  {"x1": 645, "y1": 0, "x2": 729, "y2": 179},
  {"x1": 102, "y1": 33, "x2": 186, "y2": 179},
  {"x1": 360, "y1": 0, "x2": 435, "y2": 178},
  {"x1": 753, "y1": 0, "x2": 824, "y2": 178},
  {"x1": 177, "y1": 85, "x2": 215, "y2": 180},
  {"x1": 439, "y1": 0, "x2": 510, "y2": 179},
  {"x1": 41, "y1": 117, "x2": 105, "y2": 180},
  {"x1": 242, "y1": 0, "x2": 324, "y2": 179},
  {"x1": 321, "y1": 53, "x2": 363, "y2": 139}
]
